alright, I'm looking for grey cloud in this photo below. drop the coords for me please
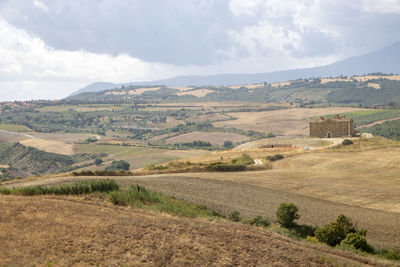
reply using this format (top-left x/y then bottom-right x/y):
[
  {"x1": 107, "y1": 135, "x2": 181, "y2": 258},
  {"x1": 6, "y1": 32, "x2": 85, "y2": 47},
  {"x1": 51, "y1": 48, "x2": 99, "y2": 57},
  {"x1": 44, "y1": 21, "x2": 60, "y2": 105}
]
[
  {"x1": 0, "y1": 0, "x2": 399, "y2": 67},
  {"x1": 0, "y1": 0, "x2": 239, "y2": 65},
  {"x1": 315, "y1": 1, "x2": 400, "y2": 53}
]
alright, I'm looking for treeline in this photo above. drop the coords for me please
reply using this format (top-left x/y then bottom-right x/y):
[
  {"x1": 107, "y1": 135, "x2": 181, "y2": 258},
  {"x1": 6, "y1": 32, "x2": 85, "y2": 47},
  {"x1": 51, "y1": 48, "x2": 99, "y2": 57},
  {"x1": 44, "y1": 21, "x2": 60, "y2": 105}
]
[
  {"x1": 327, "y1": 79, "x2": 400, "y2": 106},
  {"x1": 361, "y1": 119, "x2": 400, "y2": 140}
]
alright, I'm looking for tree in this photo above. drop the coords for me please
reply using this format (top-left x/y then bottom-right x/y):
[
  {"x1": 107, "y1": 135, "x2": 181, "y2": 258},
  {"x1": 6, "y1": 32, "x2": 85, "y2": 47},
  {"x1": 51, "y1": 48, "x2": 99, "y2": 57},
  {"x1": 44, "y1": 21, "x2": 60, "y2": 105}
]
[
  {"x1": 342, "y1": 139, "x2": 353, "y2": 145},
  {"x1": 315, "y1": 214, "x2": 359, "y2": 247},
  {"x1": 276, "y1": 203, "x2": 300, "y2": 227},
  {"x1": 94, "y1": 158, "x2": 103, "y2": 165},
  {"x1": 223, "y1": 140, "x2": 233, "y2": 148},
  {"x1": 106, "y1": 160, "x2": 130, "y2": 171}
]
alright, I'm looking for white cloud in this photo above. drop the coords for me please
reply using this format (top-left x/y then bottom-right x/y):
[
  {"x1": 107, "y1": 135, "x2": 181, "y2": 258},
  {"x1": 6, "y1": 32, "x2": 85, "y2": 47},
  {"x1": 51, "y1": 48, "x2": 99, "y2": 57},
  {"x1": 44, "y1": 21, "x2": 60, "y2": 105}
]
[
  {"x1": 33, "y1": 0, "x2": 49, "y2": 12},
  {"x1": 360, "y1": 0, "x2": 400, "y2": 14},
  {"x1": 229, "y1": 0, "x2": 263, "y2": 16}
]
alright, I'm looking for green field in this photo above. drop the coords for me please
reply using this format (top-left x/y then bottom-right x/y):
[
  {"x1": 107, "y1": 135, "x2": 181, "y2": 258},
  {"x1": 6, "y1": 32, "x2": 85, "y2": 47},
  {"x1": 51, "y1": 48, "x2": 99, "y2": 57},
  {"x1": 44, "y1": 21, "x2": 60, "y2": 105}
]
[
  {"x1": 0, "y1": 124, "x2": 32, "y2": 132},
  {"x1": 361, "y1": 119, "x2": 400, "y2": 140},
  {"x1": 314, "y1": 109, "x2": 400, "y2": 127}
]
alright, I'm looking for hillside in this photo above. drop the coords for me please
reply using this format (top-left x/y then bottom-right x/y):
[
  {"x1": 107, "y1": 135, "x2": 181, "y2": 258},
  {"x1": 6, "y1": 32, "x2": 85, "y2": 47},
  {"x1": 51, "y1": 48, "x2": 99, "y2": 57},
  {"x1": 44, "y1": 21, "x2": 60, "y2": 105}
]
[
  {"x1": 0, "y1": 143, "x2": 102, "y2": 178},
  {"x1": 71, "y1": 41, "x2": 400, "y2": 95},
  {"x1": 0, "y1": 194, "x2": 391, "y2": 266},
  {"x1": 66, "y1": 74, "x2": 400, "y2": 107}
]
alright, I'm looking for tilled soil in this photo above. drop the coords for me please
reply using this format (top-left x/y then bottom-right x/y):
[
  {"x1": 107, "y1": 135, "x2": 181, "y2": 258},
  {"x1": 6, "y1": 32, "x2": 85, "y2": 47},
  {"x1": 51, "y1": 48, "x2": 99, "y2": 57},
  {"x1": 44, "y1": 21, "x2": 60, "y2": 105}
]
[
  {"x1": 114, "y1": 175, "x2": 400, "y2": 249},
  {"x1": 0, "y1": 195, "x2": 392, "y2": 266}
]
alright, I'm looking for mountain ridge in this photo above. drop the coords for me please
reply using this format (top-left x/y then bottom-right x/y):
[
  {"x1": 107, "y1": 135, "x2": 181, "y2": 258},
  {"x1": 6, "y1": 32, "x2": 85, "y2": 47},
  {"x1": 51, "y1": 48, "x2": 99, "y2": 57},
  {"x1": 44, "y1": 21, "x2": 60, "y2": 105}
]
[{"x1": 71, "y1": 41, "x2": 400, "y2": 96}]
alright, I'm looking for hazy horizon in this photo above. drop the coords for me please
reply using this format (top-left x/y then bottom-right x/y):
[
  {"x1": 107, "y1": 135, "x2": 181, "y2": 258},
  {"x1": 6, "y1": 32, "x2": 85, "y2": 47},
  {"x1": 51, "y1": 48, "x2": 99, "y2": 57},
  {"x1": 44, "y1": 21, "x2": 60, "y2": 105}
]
[{"x1": 1, "y1": 0, "x2": 400, "y2": 101}]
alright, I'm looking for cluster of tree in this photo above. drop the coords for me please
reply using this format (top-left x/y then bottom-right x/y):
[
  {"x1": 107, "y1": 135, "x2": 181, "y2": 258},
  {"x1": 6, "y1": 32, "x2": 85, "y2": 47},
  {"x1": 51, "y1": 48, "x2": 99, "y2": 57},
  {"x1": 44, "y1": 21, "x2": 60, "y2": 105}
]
[
  {"x1": 175, "y1": 140, "x2": 212, "y2": 148},
  {"x1": 361, "y1": 119, "x2": 400, "y2": 140},
  {"x1": 327, "y1": 80, "x2": 400, "y2": 106}
]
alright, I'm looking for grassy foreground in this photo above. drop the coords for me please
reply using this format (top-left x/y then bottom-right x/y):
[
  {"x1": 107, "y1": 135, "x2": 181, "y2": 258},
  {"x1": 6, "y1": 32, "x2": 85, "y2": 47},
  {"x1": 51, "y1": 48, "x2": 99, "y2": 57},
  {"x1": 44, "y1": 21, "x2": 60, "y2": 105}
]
[{"x1": 0, "y1": 179, "x2": 119, "y2": 196}]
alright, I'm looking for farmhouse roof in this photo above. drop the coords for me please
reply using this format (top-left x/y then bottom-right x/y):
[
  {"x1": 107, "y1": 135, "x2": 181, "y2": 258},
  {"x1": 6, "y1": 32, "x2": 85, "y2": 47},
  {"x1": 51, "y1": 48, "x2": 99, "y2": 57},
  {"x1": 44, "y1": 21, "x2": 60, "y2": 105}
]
[{"x1": 309, "y1": 114, "x2": 353, "y2": 123}]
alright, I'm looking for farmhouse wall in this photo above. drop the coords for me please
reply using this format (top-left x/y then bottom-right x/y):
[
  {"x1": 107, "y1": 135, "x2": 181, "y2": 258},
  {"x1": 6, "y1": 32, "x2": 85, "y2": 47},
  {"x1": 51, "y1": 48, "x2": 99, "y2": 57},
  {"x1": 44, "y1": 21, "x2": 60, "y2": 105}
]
[{"x1": 309, "y1": 115, "x2": 354, "y2": 138}]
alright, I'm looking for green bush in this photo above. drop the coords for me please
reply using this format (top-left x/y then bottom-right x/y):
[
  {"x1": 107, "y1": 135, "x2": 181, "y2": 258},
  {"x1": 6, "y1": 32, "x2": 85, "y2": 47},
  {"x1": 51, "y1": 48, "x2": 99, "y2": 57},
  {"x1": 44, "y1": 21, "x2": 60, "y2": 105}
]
[
  {"x1": 146, "y1": 164, "x2": 169, "y2": 170},
  {"x1": 205, "y1": 163, "x2": 246, "y2": 172},
  {"x1": 228, "y1": 210, "x2": 241, "y2": 222},
  {"x1": 376, "y1": 248, "x2": 400, "y2": 260},
  {"x1": 266, "y1": 154, "x2": 284, "y2": 161},
  {"x1": 342, "y1": 139, "x2": 354, "y2": 145},
  {"x1": 86, "y1": 137, "x2": 98, "y2": 143},
  {"x1": 315, "y1": 222, "x2": 348, "y2": 246},
  {"x1": 230, "y1": 154, "x2": 254, "y2": 165},
  {"x1": 0, "y1": 187, "x2": 11, "y2": 195},
  {"x1": 105, "y1": 160, "x2": 130, "y2": 171},
  {"x1": 315, "y1": 215, "x2": 359, "y2": 247},
  {"x1": 276, "y1": 203, "x2": 300, "y2": 228},
  {"x1": 223, "y1": 140, "x2": 234, "y2": 148},
  {"x1": 340, "y1": 232, "x2": 374, "y2": 253},
  {"x1": 292, "y1": 224, "x2": 316, "y2": 238},
  {"x1": 248, "y1": 215, "x2": 270, "y2": 227}
]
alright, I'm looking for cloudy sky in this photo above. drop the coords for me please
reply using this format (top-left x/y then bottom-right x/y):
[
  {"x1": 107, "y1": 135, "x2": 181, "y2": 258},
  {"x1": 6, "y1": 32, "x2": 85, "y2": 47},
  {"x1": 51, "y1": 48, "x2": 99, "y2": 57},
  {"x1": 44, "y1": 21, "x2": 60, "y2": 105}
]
[{"x1": 0, "y1": 0, "x2": 400, "y2": 101}]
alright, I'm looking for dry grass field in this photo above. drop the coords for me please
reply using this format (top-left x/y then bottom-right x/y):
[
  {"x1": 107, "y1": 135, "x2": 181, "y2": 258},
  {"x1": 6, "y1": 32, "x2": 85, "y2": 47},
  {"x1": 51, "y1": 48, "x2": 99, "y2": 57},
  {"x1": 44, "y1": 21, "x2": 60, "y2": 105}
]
[
  {"x1": 38, "y1": 105, "x2": 118, "y2": 112},
  {"x1": 26, "y1": 132, "x2": 96, "y2": 143},
  {"x1": 74, "y1": 143, "x2": 210, "y2": 169},
  {"x1": 0, "y1": 195, "x2": 392, "y2": 266},
  {"x1": 229, "y1": 84, "x2": 265, "y2": 89},
  {"x1": 321, "y1": 75, "x2": 400, "y2": 84},
  {"x1": 176, "y1": 89, "x2": 214, "y2": 97},
  {"x1": 213, "y1": 107, "x2": 369, "y2": 135},
  {"x1": 0, "y1": 131, "x2": 93, "y2": 154},
  {"x1": 0, "y1": 124, "x2": 32, "y2": 132},
  {"x1": 20, "y1": 138, "x2": 75, "y2": 155},
  {"x1": 0, "y1": 130, "x2": 30, "y2": 143},
  {"x1": 164, "y1": 132, "x2": 249, "y2": 145}
]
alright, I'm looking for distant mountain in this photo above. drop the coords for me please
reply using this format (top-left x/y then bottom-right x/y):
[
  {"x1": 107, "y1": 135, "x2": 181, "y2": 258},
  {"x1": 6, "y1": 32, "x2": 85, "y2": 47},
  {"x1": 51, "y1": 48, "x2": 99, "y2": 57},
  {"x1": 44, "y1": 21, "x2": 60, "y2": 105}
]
[
  {"x1": 71, "y1": 41, "x2": 400, "y2": 96},
  {"x1": 71, "y1": 82, "x2": 120, "y2": 96}
]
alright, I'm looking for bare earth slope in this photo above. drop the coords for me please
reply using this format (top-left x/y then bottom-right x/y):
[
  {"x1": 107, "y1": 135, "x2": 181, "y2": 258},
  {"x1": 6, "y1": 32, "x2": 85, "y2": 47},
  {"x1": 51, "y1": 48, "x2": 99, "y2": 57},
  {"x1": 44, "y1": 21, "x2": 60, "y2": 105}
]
[{"x1": 0, "y1": 195, "x2": 390, "y2": 266}]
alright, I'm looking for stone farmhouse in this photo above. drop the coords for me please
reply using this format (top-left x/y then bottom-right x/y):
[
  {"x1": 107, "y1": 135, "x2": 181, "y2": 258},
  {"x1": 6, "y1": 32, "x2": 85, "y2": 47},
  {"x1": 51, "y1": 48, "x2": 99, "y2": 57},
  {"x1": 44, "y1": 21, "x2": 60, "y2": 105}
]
[{"x1": 309, "y1": 114, "x2": 355, "y2": 138}]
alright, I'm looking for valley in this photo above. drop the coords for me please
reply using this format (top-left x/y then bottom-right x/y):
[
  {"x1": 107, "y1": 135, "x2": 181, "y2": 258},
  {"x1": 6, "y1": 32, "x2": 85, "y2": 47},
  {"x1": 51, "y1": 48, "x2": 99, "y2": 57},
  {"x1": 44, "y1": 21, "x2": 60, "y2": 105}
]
[{"x1": 1, "y1": 73, "x2": 400, "y2": 265}]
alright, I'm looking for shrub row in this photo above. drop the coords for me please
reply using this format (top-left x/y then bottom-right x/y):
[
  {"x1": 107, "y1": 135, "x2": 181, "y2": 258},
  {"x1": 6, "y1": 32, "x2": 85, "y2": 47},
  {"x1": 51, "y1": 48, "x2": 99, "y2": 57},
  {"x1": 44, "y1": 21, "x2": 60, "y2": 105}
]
[
  {"x1": 227, "y1": 210, "x2": 270, "y2": 228},
  {"x1": 0, "y1": 179, "x2": 119, "y2": 196},
  {"x1": 266, "y1": 154, "x2": 284, "y2": 161},
  {"x1": 72, "y1": 170, "x2": 132, "y2": 176}
]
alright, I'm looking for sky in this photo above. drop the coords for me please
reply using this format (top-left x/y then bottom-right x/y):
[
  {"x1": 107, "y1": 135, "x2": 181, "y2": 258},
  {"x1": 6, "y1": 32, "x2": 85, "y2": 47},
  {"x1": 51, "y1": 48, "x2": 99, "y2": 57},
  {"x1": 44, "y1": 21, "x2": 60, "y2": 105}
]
[{"x1": 0, "y1": 0, "x2": 400, "y2": 101}]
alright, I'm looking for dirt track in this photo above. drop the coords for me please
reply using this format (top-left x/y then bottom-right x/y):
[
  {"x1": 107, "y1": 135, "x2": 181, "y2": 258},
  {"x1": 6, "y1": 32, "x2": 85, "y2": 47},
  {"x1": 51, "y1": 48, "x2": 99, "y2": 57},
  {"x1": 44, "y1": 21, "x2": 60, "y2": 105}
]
[
  {"x1": 4, "y1": 174, "x2": 400, "y2": 249},
  {"x1": 0, "y1": 195, "x2": 393, "y2": 266}
]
